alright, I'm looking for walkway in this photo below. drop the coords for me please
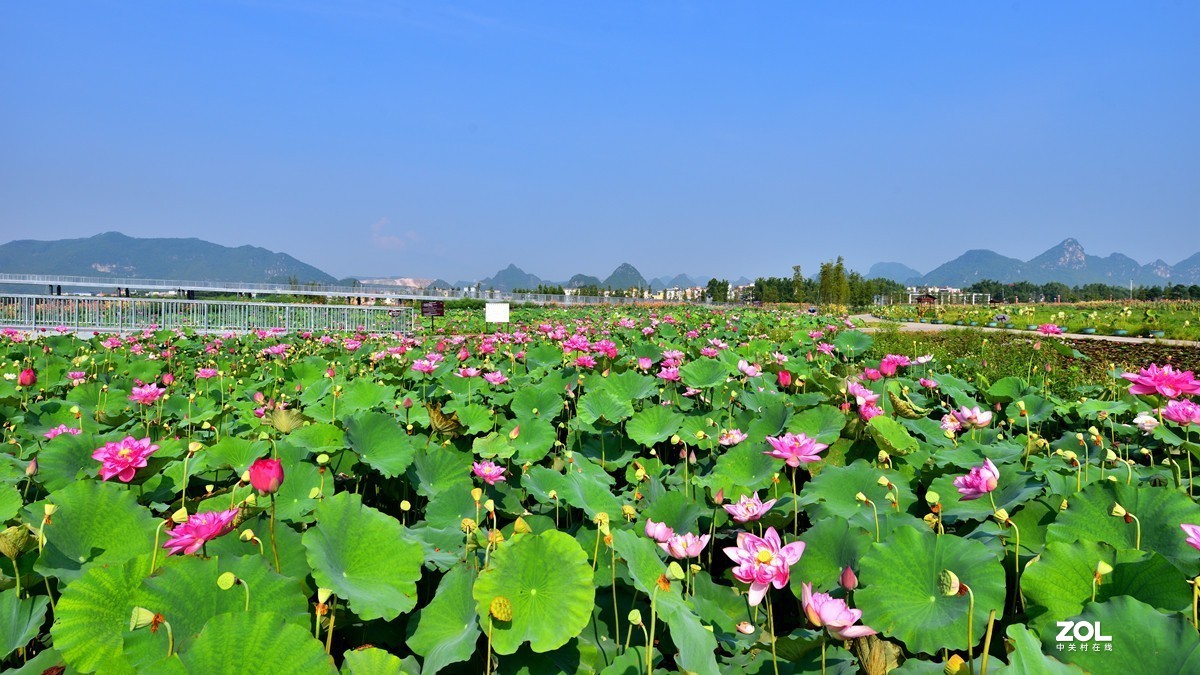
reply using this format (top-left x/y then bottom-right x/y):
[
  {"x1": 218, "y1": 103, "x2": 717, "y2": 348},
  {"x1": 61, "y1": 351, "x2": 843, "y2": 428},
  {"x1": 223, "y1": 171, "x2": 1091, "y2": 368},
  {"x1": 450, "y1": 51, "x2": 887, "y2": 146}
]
[{"x1": 849, "y1": 315, "x2": 1200, "y2": 348}]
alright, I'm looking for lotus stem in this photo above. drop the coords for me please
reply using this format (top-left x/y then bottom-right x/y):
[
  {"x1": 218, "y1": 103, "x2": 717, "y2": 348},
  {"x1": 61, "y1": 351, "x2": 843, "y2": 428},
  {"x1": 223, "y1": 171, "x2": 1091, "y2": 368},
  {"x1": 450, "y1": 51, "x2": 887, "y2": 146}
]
[
  {"x1": 1192, "y1": 577, "x2": 1199, "y2": 630},
  {"x1": 612, "y1": 546, "x2": 620, "y2": 650},
  {"x1": 270, "y1": 494, "x2": 281, "y2": 573},
  {"x1": 164, "y1": 619, "x2": 174, "y2": 658},
  {"x1": 766, "y1": 594, "x2": 780, "y2": 675},
  {"x1": 1130, "y1": 512, "x2": 1141, "y2": 551},
  {"x1": 241, "y1": 578, "x2": 251, "y2": 612},
  {"x1": 647, "y1": 588, "x2": 658, "y2": 675},
  {"x1": 966, "y1": 584, "x2": 976, "y2": 675},
  {"x1": 151, "y1": 519, "x2": 167, "y2": 571},
  {"x1": 980, "y1": 609, "x2": 996, "y2": 675},
  {"x1": 485, "y1": 617, "x2": 494, "y2": 675},
  {"x1": 323, "y1": 596, "x2": 338, "y2": 654}
]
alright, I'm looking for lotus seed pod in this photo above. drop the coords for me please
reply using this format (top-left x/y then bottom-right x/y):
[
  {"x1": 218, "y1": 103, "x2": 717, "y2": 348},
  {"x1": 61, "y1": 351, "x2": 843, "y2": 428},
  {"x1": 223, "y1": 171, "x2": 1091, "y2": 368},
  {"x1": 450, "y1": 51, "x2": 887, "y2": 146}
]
[
  {"x1": 317, "y1": 588, "x2": 333, "y2": 604},
  {"x1": 484, "y1": 499, "x2": 495, "y2": 514},
  {"x1": 0, "y1": 525, "x2": 31, "y2": 560},
  {"x1": 621, "y1": 505, "x2": 637, "y2": 521},
  {"x1": 471, "y1": 488, "x2": 483, "y2": 503},
  {"x1": 240, "y1": 470, "x2": 252, "y2": 484},
  {"x1": 44, "y1": 503, "x2": 58, "y2": 517},
  {"x1": 926, "y1": 491, "x2": 941, "y2": 506},
  {"x1": 171, "y1": 507, "x2": 189, "y2": 524},
  {"x1": 243, "y1": 493, "x2": 258, "y2": 507},
  {"x1": 487, "y1": 529, "x2": 505, "y2": 546},
  {"x1": 627, "y1": 609, "x2": 643, "y2": 626},
  {"x1": 308, "y1": 487, "x2": 322, "y2": 499},
  {"x1": 400, "y1": 500, "x2": 411, "y2": 512},
  {"x1": 188, "y1": 441, "x2": 204, "y2": 454},
  {"x1": 216, "y1": 572, "x2": 237, "y2": 590},
  {"x1": 1110, "y1": 503, "x2": 1127, "y2": 518},
  {"x1": 461, "y1": 518, "x2": 478, "y2": 534},
  {"x1": 489, "y1": 595, "x2": 513, "y2": 622},
  {"x1": 1096, "y1": 560, "x2": 1114, "y2": 577},
  {"x1": 316, "y1": 453, "x2": 330, "y2": 466},
  {"x1": 993, "y1": 508, "x2": 1010, "y2": 523},
  {"x1": 876, "y1": 476, "x2": 890, "y2": 487},
  {"x1": 855, "y1": 492, "x2": 869, "y2": 503},
  {"x1": 548, "y1": 490, "x2": 558, "y2": 500},
  {"x1": 129, "y1": 607, "x2": 157, "y2": 631},
  {"x1": 667, "y1": 561, "x2": 686, "y2": 581},
  {"x1": 513, "y1": 517, "x2": 533, "y2": 534},
  {"x1": 923, "y1": 514, "x2": 939, "y2": 530},
  {"x1": 937, "y1": 569, "x2": 961, "y2": 597},
  {"x1": 239, "y1": 529, "x2": 256, "y2": 542}
]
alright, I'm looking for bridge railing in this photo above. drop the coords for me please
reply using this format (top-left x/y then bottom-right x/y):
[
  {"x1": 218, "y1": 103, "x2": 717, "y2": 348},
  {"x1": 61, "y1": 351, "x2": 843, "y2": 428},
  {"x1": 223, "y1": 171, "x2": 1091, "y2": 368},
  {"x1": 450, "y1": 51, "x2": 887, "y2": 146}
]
[{"x1": 0, "y1": 294, "x2": 414, "y2": 334}]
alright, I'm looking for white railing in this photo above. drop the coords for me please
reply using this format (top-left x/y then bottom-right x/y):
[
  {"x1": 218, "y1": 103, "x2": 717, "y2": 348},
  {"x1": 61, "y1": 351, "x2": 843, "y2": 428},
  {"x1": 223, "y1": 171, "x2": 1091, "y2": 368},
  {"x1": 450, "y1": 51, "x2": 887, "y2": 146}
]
[{"x1": 0, "y1": 294, "x2": 413, "y2": 334}]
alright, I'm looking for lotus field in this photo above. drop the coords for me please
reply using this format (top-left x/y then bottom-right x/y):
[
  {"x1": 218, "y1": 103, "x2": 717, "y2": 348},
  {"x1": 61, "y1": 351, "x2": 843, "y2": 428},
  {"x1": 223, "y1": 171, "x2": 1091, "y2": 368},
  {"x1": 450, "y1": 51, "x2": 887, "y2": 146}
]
[
  {"x1": 873, "y1": 301, "x2": 1200, "y2": 340},
  {"x1": 5, "y1": 308, "x2": 1200, "y2": 674}
]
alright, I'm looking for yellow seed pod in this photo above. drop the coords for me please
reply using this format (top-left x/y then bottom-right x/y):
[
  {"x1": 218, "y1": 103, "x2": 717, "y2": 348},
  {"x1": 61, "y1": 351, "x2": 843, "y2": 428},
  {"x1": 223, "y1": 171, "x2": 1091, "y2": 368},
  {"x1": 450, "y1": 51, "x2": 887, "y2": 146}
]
[{"x1": 489, "y1": 595, "x2": 513, "y2": 622}]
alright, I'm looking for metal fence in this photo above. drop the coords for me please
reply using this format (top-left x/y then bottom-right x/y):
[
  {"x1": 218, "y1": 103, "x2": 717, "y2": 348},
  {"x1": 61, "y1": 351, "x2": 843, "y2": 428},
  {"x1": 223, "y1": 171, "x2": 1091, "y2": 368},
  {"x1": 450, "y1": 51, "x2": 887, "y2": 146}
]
[{"x1": 0, "y1": 294, "x2": 414, "y2": 334}]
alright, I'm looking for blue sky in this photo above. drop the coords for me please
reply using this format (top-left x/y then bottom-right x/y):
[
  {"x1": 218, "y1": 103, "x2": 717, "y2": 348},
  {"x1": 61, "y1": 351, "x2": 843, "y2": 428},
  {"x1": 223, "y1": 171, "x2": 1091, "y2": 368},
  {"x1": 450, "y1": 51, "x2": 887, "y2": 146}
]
[{"x1": 1, "y1": 1, "x2": 1197, "y2": 282}]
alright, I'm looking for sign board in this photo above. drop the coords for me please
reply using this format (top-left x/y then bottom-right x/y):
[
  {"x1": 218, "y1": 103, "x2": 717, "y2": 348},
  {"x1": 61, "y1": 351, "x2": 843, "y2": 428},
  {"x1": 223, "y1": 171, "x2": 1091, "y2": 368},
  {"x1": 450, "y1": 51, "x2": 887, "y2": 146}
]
[
  {"x1": 421, "y1": 301, "x2": 445, "y2": 318},
  {"x1": 485, "y1": 302, "x2": 510, "y2": 323}
]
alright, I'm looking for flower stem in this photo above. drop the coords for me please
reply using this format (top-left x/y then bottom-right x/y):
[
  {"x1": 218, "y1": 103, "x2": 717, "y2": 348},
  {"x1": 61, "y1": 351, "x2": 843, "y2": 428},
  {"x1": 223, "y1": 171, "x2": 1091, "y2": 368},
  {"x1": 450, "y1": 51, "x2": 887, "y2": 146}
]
[
  {"x1": 1130, "y1": 512, "x2": 1141, "y2": 551},
  {"x1": 966, "y1": 585, "x2": 976, "y2": 675},
  {"x1": 270, "y1": 494, "x2": 281, "y2": 573},
  {"x1": 766, "y1": 594, "x2": 779, "y2": 675},
  {"x1": 164, "y1": 620, "x2": 175, "y2": 658},
  {"x1": 647, "y1": 588, "x2": 658, "y2": 675},
  {"x1": 980, "y1": 609, "x2": 996, "y2": 675},
  {"x1": 151, "y1": 519, "x2": 167, "y2": 571},
  {"x1": 324, "y1": 596, "x2": 337, "y2": 654}
]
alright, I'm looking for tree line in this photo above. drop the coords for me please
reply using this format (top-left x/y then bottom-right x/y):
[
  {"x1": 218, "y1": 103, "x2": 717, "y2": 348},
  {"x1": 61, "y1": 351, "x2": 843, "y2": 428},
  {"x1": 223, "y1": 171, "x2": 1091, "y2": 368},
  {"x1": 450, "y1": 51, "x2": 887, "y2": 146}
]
[
  {"x1": 963, "y1": 280, "x2": 1200, "y2": 302},
  {"x1": 744, "y1": 258, "x2": 905, "y2": 305}
]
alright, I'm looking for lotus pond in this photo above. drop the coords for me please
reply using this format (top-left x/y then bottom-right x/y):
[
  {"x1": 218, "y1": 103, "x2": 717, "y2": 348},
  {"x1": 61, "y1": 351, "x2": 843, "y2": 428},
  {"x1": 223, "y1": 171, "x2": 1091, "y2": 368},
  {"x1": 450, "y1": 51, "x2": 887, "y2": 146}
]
[
  {"x1": 872, "y1": 301, "x2": 1200, "y2": 341},
  {"x1": 2, "y1": 307, "x2": 1200, "y2": 674}
]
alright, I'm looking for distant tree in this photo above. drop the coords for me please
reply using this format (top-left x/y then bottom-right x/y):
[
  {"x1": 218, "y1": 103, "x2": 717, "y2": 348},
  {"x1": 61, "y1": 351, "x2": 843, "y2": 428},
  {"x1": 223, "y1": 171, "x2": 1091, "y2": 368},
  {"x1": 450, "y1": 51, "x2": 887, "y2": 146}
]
[
  {"x1": 791, "y1": 265, "x2": 805, "y2": 303},
  {"x1": 706, "y1": 278, "x2": 730, "y2": 302}
]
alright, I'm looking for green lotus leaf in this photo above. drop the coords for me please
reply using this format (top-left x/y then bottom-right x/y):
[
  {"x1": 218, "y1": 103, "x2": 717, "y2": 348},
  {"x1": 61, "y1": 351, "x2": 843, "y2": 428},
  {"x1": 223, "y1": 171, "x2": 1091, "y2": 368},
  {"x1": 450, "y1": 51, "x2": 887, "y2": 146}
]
[
  {"x1": 0, "y1": 485, "x2": 20, "y2": 523},
  {"x1": 1047, "y1": 481, "x2": 1200, "y2": 576},
  {"x1": 0, "y1": 588, "x2": 48, "y2": 660},
  {"x1": 833, "y1": 330, "x2": 873, "y2": 358},
  {"x1": 796, "y1": 461, "x2": 915, "y2": 527},
  {"x1": 31, "y1": 432, "x2": 104, "y2": 492},
  {"x1": 407, "y1": 565, "x2": 480, "y2": 674},
  {"x1": 50, "y1": 553, "x2": 154, "y2": 674},
  {"x1": 996, "y1": 624, "x2": 1080, "y2": 674},
  {"x1": 694, "y1": 439, "x2": 777, "y2": 500},
  {"x1": 510, "y1": 383, "x2": 565, "y2": 420},
  {"x1": 302, "y1": 491, "x2": 423, "y2": 621},
  {"x1": 928, "y1": 471, "x2": 1043, "y2": 524},
  {"x1": 601, "y1": 370, "x2": 657, "y2": 401},
  {"x1": 180, "y1": 611, "x2": 336, "y2": 674},
  {"x1": 409, "y1": 444, "x2": 474, "y2": 499},
  {"x1": 786, "y1": 404, "x2": 847, "y2": 445},
  {"x1": 344, "y1": 411, "x2": 417, "y2": 478},
  {"x1": 577, "y1": 390, "x2": 635, "y2": 426},
  {"x1": 867, "y1": 416, "x2": 919, "y2": 455},
  {"x1": 643, "y1": 491, "x2": 706, "y2": 536},
  {"x1": 32, "y1": 480, "x2": 159, "y2": 583},
  {"x1": 472, "y1": 530, "x2": 594, "y2": 655},
  {"x1": 286, "y1": 422, "x2": 346, "y2": 454},
  {"x1": 986, "y1": 376, "x2": 1034, "y2": 404},
  {"x1": 747, "y1": 400, "x2": 791, "y2": 441},
  {"x1": 679, "y1": 358, "x2": 730, "y2": 390},
  {"x1": 506, "y1": 416, "x2": 557, "y2": 463},
  {"x1": 857, "y1": 525, "x2": 1006, "y2": 655},
  {"x1": 789, "y1": 516, "x2": 873, "y2": 595},
  {"x1": 626, "y1": 406, "x2": 683, "y2": 448},
  {"x1": 205, "y1": 436, "x2": 269, "y2": 473},
  {"x1": 1039, "y1": 597, "x2": 1200, "y2": 673},
  {"x1": 1022, "y1": 541, "x2": 1189, "y2": 634},
  {"x1": 610, "y1": 529, "x2": 720, "y2": 675},
  {"x1": 341, "y1": 647, "x2": 412, "y2": 674}
]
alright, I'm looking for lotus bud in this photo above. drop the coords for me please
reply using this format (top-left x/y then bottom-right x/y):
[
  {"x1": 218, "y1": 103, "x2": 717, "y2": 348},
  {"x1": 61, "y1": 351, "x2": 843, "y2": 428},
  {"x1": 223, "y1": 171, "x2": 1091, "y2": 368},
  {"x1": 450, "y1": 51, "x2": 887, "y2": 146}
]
[
  {"x1": 130, "y1": 607, "x2": 158, "y2": 631},
  {"x1": 713, "y1": 488, "x2": 725, "y2": 505},
  {"x1": 509, "y1": 425, "x2": 521, "y2": 440},
  {"x1": 25, "y1": 459, "x2": 37, "y2": 477},
  {"x1": 216, "y1": 572, "x2": 238, "y2": 590},
  {"x1": 840, "y1": 566, "x2": 859, "y2": 591},
  {"x1": 0, "y1": 525, "x2": 31, "y2": 560},
  {"x1": 487, "y1": 529, "x2": 505, "y2": 546},
  {"x1": 628, "y1": 609, "x2": 643, "y2": 626},
  {"x1": 402, "y1": 397, "x2": 413, "y2": 409},
  {"x1": 937, "y1": 569, "x2": 961, "y2": 597},
  {"x1": 317, "y1": 588, "x2": 333, "y2": 604}
]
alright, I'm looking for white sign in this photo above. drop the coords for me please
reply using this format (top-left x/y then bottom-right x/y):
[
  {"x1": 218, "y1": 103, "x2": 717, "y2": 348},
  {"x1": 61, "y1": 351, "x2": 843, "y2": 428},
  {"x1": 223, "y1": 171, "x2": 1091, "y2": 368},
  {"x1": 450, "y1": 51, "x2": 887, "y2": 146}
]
[{"x1": 485, "y1": 302, "x2": 510, "y2": 323}]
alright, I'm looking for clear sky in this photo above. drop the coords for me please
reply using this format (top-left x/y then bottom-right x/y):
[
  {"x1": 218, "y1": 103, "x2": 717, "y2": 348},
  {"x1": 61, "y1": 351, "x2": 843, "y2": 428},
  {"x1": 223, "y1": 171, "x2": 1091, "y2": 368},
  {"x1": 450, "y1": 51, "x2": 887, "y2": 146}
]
[{"x1": 1, "y1": 1, "x2": 1197, "y2": 282}]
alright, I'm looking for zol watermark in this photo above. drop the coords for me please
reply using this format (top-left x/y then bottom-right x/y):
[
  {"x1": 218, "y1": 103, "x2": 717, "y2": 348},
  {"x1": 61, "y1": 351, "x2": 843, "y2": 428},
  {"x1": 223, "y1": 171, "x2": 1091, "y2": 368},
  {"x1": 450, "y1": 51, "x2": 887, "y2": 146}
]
[{"x1": 1055, "y1": 621, "x2": 1113, "y2": 652}]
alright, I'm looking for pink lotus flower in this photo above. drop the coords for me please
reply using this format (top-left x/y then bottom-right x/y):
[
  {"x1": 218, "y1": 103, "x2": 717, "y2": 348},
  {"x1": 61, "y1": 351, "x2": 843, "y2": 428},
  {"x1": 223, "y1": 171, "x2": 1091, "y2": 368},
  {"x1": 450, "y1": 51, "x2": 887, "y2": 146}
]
[
  {"x1": 764, "y1": 432, "x2": 827, "y2": 467},
  {"x1": 1122, "y1": 364, "x2": 1200, "y2": 399},
  {"x1": 878, "y1": 354, "x2": 911, "y2": 377},
  {"x1": 483, "y1": 371, "x2": 509, "y2": 385},
  {"x1": 700, "y1": 347, "x2": 719, "y2": 358},
  {"x1": 92, "y1": 436, "x2": 159, "y2": 482},
  {"x1": 637, "y1": 357, "x2": 653, "y2": 371},
  {"x1": 248, "y1": 457, "x2": 285, "y2": 494},
  {"x1": 196, "y1": 367, "x2": 218, "y2": 379},
  {"x1": 162, "y1": 508, "x2": 239, "y2": 556},
  {"x1": 738, "y1": 360, "x2": 761, "y2": 378},
  {"x1": 723, "y1": 527, "x2": 805, "y2": 606},
  {"x1": 411, "y1": 359, "x2": 437, "y2": 375},
  {"x1": 657, "y1": 366, "x2": 680, "y2": 382},
  {"x1": 816, "y1": 342, "x2": 835, "y2": 355},
  {"x1": 1182, "y1": 524, "x2": 1200, "y2": 552},
  {"x1": 940, "y1": 414, "x2": 962, "y2": 434},
  {"x1": 777, "y1": 370, "x2": 793, "y2": 388},
  {"x1": 859, "y1": 404, "x2": 884, "y2": 422},
  {"x1": 919, "y1": 378, "x2": 938, "y2": 389},
  {"x1": 68, "y1": 370, "x2": 87, "y2": 385},
  {"x1": 802, "y1": 583, "x2": 877, "y2": 639},
  {"x1": 128, "y1": 383, "x2": 165, "y2": 406},
  {"x1": 916, "y1": 354, "x2": 934, "y2": 364},
  {"x1": 953, "y1": 459, "x2": 1000, "y2": 501},
  {"x1": 847, "y1": 382, "x2": 879, "y2": 407},
  {"x1": 1037, "y1": 323, "x2": 1064, "y2": 335},
  {"x1": 472, "y1": 460, "x2": 507, "y2": 485},
  {"x1": 44, "y1": 424, "x2": 82, "y2": 440},
  {"x1": 660, "y1": 532, "x2": 710, "y2": 559},
  {"x1": 862, "y1": 368, "x2": 882, "y2": 382},
  {"x1": 952, "y1": 406, "x2": 993, "y2": 429},
  {"x1": 1162, "y1": 400, "x2": 1200, "y2": 426},
  {"x1": 574, "y1": 355, "x2": 597, "y2": 369},
  {"x1": 718, "y1": 429, "x2": 748, "y2": 446},
  {"x1": 1133, "y1": 412, "x2": 1159, "y2": 432},
  {"x1": 455, "y1": 367, "x2": 482, "y2": 378},
  {"x1": 644, "y1": 519, "x2": 674, "y2": 543},
  {"x1": 723, "y1": 492, "x2": 777, "y2": 523},
  {"x1": 17, "y1": 369, "x2": 36, "y2": 387}
]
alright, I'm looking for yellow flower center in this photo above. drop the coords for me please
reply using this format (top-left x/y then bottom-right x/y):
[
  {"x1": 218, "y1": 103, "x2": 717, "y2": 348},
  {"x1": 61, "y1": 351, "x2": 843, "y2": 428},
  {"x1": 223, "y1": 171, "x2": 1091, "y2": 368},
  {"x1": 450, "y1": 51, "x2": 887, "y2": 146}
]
[
  {"x1": 118, "y1": 448, "x2": 131, "y2": 458},
  {"x1": 756, "y1": 549, "x2": 774, "y2": 564}
]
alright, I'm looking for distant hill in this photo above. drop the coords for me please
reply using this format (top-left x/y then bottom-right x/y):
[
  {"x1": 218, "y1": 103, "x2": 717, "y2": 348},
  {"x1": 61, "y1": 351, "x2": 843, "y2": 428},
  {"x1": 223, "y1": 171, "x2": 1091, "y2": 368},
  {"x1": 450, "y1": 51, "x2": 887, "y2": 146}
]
[
  {"x1": 565, "y1": 274, "x2": 602, "y2": 289},
  {"x1": 916, "y1": 238, "x2": 1191, "y2": 287},
  {"x1": 603, "y1": 263, "x2": 649, "y2": 290},
  {"x1": 867, "y1": 262, "x2": 922, "y2": 284},
  {"x1": 0, "y1": 232, "x2": 336, "y2": 284},
  {"x1": 480, "y1": 264, "x2": 543, "y2": 291}
]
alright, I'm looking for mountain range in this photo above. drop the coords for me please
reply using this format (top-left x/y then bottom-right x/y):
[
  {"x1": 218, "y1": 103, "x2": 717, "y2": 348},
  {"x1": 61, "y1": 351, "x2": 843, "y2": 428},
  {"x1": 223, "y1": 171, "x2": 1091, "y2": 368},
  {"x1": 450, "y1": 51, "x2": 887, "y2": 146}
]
[
  {"x1": 870, "y1": 238, "x2": 1200, "y2": 287},
  {"x1": 2, "y1": 233, "x2": 1197, "y2": 293}
]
